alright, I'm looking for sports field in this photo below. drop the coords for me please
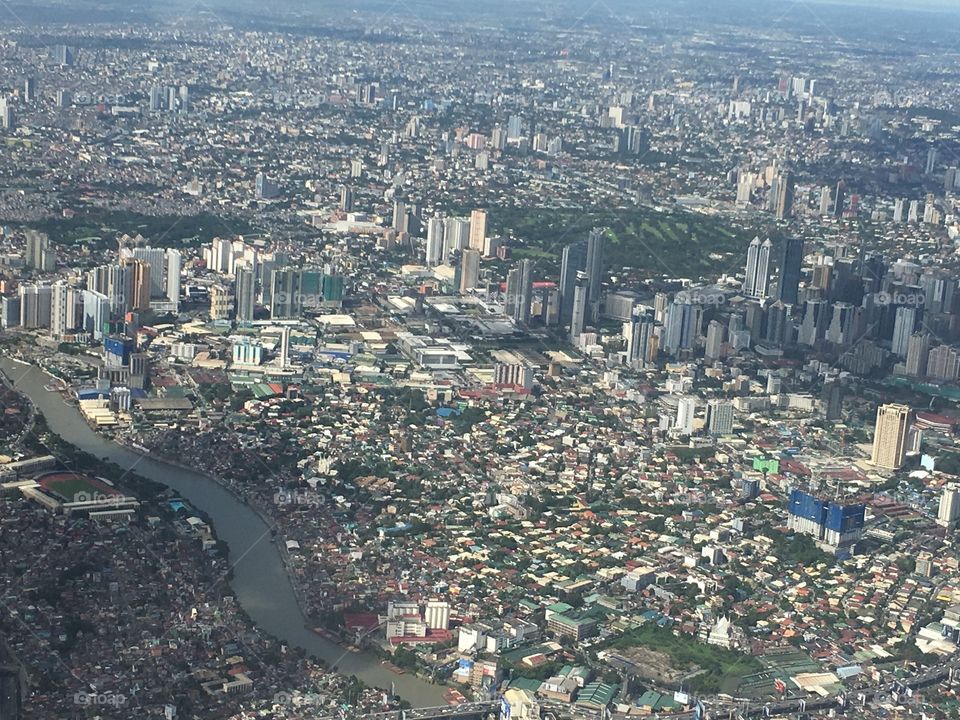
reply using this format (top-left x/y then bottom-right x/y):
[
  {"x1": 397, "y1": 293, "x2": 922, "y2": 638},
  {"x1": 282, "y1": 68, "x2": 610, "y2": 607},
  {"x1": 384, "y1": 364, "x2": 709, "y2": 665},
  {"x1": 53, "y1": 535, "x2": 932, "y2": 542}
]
[{"x1": 37, "y1": 472, "x2": 120, "y2": 503}]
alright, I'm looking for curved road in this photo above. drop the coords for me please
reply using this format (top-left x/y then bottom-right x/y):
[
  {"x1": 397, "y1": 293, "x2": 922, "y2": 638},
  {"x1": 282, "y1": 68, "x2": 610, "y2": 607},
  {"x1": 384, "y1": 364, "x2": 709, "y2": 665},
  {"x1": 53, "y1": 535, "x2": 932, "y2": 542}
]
[{"x1": 0, "y1": 357, "x2": 448, "y2": 708}]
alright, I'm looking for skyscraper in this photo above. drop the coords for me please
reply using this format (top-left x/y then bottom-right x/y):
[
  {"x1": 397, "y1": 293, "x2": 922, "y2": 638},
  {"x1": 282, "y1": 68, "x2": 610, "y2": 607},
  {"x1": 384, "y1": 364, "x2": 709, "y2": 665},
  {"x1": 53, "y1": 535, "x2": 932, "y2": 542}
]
[
  {"x1": 559, "y1": 241, "x2": 587, "y2": 327},
  {"x1": 624, "y1": 308, "x2": 655, "y2": 369},
  {"x1": 165, "y1": 249, "x2": 181, "y2": 311},
  {"x1": 459, "y1": 249, "x2": 481, "y2": 293},
  {"x1": 569, "y1": 272, "x2": 589, "y2": 343},
  {"x1": 425, "y1": 217, "x2": 445, "y2": 267},
  {"x1": 585, "y1": 228, "x2": 606, "y2": 311},
  {"x1": 776, "y1": 237, "x2": 804, "y2": 305},
  {"x1": 742, "y1": 237, "x2": 772, "y2": 299},
  {"x1": 870, "y1": 403, "x2": 911, "y2": 470},
  {"x1": 469, "y1": 209, "x2": 487, "y2": 251},
  {"x1": 25, "y1": 230, "x2": 55, "y2": 272},
  {"x1": 774, "y1": 171, "x2": 795, "y2": 219},
  {"x1": 235, "y1": 263, "x2": 256, "y2": 323},
  {"x1": 126, "y1": 259, "x2": 151, "y2": 311}
]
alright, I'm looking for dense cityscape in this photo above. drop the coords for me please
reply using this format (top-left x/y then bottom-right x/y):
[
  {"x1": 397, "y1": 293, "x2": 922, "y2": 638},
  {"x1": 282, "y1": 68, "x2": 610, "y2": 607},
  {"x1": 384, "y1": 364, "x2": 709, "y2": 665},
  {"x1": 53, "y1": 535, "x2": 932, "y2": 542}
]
[{"x1": 2, "y1": 0, "x2": 960, "y2": 718}]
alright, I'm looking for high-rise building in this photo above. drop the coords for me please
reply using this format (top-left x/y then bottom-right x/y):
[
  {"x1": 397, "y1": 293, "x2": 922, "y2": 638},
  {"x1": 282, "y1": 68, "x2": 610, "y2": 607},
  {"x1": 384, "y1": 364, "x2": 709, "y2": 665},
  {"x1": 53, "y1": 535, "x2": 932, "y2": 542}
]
[
  {"x1": 515, "y1": 259, "x2": 533, "y2": 325},
  {"x1": 559, "y1": 241, "x2": 587, "y2": 327},
  {"x1": 459, "y1": 249, "x2": 481, "y2": 294},
  {"x1": 776, "y1": 237, "x2": 803, "y2": 305},
  {"x1": 131, "y1": 247, "x2": 167, "y2": 297},
  {"x1": 822, "y1": 379, "x2": 843, "y2": 421},
  {"x1": 125, "y1": 259, "x2": 151, "y2": 311},
  {"x1": 270, "y1": 268, "x2": 303, "y2": 319},
  {"x1": 787, "y1": 489, "x2": 864, "y2": 556},
  {"x1": 469, "y1": 209, "x2": 487, "y2": 251},
  {"x1": 928, "y1": 345, "x2": 960, "y2": 382},
  {"x1": 905, "y1": 332, "x2": 931, "y2": 378},
  {"x1": 425, "y1": 217, "x2": 445, "y2": 267},
  {"x1": 18, "y1": 283, "x2": 52, "y2": 328},
  {"x1": 23, "y1": 78, "x2": 35, "y2": 104},
  {"x1": 938, "y1": 484, "x2": 960, "y2": 529},
  {"x1": 235, "y1": 263, "x2": 256, "y2": 323},
  {"x1": 624, "y1": 308, "x2": 655, "y2": 369},
  {"x1": 585, "y1": 228, "x2": 606, "y2": 310},
  {"x1": 707, "y1": 399, "x2": 734, "y2": 436},
  {"x1": 676, "y1": 396, "x2": 698, "y2": 435},
  {"x1": 569, "y1": 272, "x2": 589, "y2": 343},
  {"x1": 0, "y1": 97, "x2": 14, "y2": 130},
  {"x1": 24, "y1": 230, "x2": 55, "y2": 272},
  {"x1": 774, "y1": 171, "x2": 795, "y2": 219},
  {"x1": 50, "y1": 281, "x2": 80, "y2": 337},
  {"x1": 742, "y1": 237, "x2": 772, "y2": 299},
  {"x1": 705, "y1": 319, "x2": 726, "y2": 360},
  {"x1": 165, "y1": 249, "x2": 181, "y2": 311},
  {"x1": 870, "y1": 403, "x2": 911, "y2": 470},
  {"x1": 339, "y1": 185, "x2": 354, "y2": 212}
]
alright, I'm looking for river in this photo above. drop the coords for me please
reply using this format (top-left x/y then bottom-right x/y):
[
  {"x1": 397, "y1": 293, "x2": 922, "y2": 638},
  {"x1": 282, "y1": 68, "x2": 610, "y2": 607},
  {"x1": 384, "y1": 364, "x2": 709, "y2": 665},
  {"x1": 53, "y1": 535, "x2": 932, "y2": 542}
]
[{"x1": 0, "y1": 357, "x2": 448, "y2": 708}]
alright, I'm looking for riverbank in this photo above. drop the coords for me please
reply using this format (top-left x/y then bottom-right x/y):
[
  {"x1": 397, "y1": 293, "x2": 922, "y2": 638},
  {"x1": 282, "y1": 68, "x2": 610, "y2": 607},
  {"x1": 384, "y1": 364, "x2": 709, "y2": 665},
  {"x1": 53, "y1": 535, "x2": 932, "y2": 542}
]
[{"x1": 0, "y1": 357, "x2": 449, "y2": 708}]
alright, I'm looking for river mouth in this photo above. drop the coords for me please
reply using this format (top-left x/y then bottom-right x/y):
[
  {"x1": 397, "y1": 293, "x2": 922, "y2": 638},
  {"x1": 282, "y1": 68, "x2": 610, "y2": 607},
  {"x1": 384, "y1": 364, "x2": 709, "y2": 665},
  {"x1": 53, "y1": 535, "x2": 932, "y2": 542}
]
[{"x1": 0, "y1": 357, "x2": 448, "y2": 708}]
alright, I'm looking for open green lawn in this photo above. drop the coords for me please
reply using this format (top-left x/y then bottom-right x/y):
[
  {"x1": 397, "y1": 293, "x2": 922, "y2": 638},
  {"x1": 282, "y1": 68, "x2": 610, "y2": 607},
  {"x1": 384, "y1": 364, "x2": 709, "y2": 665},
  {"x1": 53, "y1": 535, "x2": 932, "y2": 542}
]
[{"x1": 491, "y1": 207, "x2": 750, "y2": 281}]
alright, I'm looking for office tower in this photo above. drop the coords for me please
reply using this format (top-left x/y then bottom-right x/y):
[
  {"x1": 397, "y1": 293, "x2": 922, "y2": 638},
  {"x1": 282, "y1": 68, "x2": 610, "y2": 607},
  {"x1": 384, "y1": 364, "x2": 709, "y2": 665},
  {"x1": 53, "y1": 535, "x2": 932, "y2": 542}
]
[
  {"x1": 55, "y1": 44, "x2": 75, "y2": 65},
  {"x1": 24, "y1": 230, "x2": 55, "y2": 271},
  {"x1": 825, "y1": 302, "x2": 856, "y2": 347},
  {"x1": 505, "y1": 266, "x2": 521, "y2": 317},
  {"x1": 178, "y1": 85, "x2": 189, "y2": 112},
  {"x1": 459, "y1": 249, "x2": 480, "y2": 293},
  {"x1": 209, "y1": 285, "x2": 232, "y2": 321},
  {"x1": 234, "y1": 263, "x2": 256, "y2": 323},
  {"x1": 763, "y1": 300, "x2": 792, "y2": 347},
  {"x1": 742, "y1": 237, "x2": 772, "y2": 299},
  {"x1": 891, "y1": 306, "x2": 918, "y2": 358},
  {"x1": 559, "y1": 241, "x2": 587, "y2": 326},
  {"x1": 707, "y1": 400, "x2": 734, "y2": 436},
  {"x1": 774, "y1": 171, "x2": 795, "y2": 219},
  {"x1": 425, "y1": 217, "x2": 445, "y2": 267},
  {"x1": 18, "y1": 284, "x2": 52, "y2": 328},
  {"x1": 871, "y1": 403, "x2": 911, "y2": 470},
  {"x1": 339, "y1": 185, "x2": 354, "y2": 212},
  {"x1": 585, "y1": 228, "x2": 606, "y2": 311},
  {"x1": 705, "y1": 319, "x2": 726, "y2": 360},
  {"x1": 938, "y1": 484, "x2": 960, "y2": 529},
  {"x1": 23, "y1": 78, "x2": 35, "y2": 104},
  {"x1": 624, "y1": 309, "x2": 655, "y2": 369},
  {"x1": 676, "y1": 396, "x2": 697, "y2": 435},
  {"x1": 569, "y1": 272, "x2": 589, "y2": 343},
  {"x1": 149, "y1": 85, "x2": 163, "y2": 111},
  {"x1": 834, "y1": 181, "x2": 846, "y2": 219},
  {"x1": 945, "y1": 167, "x2": 958, "y2": 193},
  {"x1": 469, "y1": 209, "x2": 487, "y2": 251},
  {"x1": 776, "y1": 237, "x2": 803, "y2": 304},
  {"x1": 0, "y1": 98, "x2": 13, "y2": 130},
  {"x1": 516, "y1": 259, "x2": 533, "y2": 325},
  {"x1": 798, "y1": 298, "x2": 829, "y2": 346},
  {"x1": 905, "y1": 332, "x2": 931, "y2": 378},
  {"x1": 80, "y1": 290, "x2": 110, "y2": 340},
  {"x1": 822, "y1": 379, "x2": 843, "y2": 421},
  {"x1": 50, "y1": 281, "x2": 79, "y2": 337}
]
